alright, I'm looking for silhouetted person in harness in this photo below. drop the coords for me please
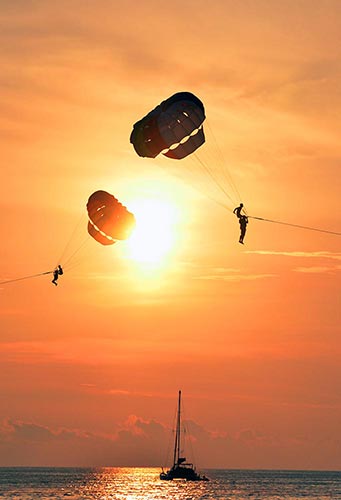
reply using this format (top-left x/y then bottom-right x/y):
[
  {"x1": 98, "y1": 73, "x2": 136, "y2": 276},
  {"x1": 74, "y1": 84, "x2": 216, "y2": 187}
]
[
  {"x1": 239, "y1": 215, "x2": 248, "y2": 244},
  {"x1": 233, "y1": 203, "x2": 244, "y2": 219},
  {"x1": 52, "y1": 265, "x2": 63, "y2": 286}
]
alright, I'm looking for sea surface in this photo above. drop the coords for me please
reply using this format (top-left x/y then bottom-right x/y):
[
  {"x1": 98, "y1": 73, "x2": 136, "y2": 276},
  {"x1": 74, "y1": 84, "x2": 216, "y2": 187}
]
[{"x1": 0, "y1": 467, "x2": 340, "y2": 499}]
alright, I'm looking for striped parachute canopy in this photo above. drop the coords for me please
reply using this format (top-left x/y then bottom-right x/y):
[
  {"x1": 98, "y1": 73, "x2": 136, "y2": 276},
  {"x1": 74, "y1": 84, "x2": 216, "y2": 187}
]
[
  {"x1": 130, "y1": 92, "x2": 205, "y2": 160},
  {"x1": 87, "y1": 190, "x2": 135, "y2": 245}
]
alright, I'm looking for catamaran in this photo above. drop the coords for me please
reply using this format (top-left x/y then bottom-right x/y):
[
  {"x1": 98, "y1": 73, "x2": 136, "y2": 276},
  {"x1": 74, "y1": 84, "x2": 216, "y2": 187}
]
[{"x1": 160, "y1": 390, "x2": 209, "y2": 481}]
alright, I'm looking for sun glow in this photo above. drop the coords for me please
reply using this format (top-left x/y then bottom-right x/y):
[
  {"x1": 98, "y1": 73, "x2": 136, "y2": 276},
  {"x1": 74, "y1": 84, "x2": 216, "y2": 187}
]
[{"x1": 124, "y1": 197, "x2": 179, "y2": 267}]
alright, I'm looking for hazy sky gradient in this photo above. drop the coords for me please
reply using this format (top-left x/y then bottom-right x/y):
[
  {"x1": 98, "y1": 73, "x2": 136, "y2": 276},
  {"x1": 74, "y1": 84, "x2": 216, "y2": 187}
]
[{"x1": 0, "y1": 0, "x2": 340, "y2": 469}]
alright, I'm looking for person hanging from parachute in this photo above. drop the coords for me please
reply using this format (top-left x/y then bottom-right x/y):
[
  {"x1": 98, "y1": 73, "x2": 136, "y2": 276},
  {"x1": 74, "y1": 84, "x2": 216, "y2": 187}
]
[
  {"x1": 239, "y1": 215, "x2": 248, "y2": 244},
  {"x1": 130, "y1": 92, "x2": 252, "y2": 246},
  {"x1": 51, "y1": 265, "x2": 63, "y2": 286},
  {"x1": 130, "y1": 91, "x2": 341, "y2": 244},
  {"x1": 233, "y1": 203, "x2": 244, "y2": 219},
  {"x1": 234, "y1": 203, "x2": 249, "y2": 244},
  {"x1": 0, "y1": 192, "x2": 136, "y2": 288}
]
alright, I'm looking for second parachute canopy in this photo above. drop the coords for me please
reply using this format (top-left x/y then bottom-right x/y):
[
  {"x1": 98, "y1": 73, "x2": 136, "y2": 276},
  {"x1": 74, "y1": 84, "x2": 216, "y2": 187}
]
[{"x1": 87, "y1": 190, "x2": 135, "y2": 245}]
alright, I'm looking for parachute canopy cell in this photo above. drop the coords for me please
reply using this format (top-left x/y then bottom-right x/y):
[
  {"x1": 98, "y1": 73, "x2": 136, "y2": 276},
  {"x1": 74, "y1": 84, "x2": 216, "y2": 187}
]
[
  {"x1": 87, "y1": 190, "x2": 135, "y2": 245},
  {"x1": 130, "y1": 92, "x2": 206, "y2": 160}
]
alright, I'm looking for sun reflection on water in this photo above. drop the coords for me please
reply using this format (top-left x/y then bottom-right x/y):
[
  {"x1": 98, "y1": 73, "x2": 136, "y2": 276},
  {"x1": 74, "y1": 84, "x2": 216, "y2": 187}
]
[
  {"x1": 76, "y1": 467, "x2": 210, "y2": 499},
  {"x1": 3, "y1": 467, "x2": 339, "y2": 499}
]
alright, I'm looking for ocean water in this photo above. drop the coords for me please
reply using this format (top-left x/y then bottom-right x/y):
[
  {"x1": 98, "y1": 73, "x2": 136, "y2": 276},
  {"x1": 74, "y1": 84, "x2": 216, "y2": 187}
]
[{"x1": 0, "y1": 467, "x2": 340, "y2": 499}]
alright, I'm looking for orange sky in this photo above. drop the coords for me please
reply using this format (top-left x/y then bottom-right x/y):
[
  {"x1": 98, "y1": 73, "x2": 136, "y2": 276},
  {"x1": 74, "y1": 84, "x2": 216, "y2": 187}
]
[{"x1": 0, "y1": 0, "x2": 340, "y2": 469}]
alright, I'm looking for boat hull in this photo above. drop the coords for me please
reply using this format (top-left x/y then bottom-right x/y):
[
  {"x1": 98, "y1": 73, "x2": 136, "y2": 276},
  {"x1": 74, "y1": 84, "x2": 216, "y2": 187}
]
[{"x1": 160, "y1": 466, "x2": 208, "y2": 481}]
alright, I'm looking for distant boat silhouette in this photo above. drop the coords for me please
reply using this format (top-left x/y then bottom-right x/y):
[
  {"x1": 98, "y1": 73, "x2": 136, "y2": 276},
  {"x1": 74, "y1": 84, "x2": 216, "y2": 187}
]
[{"x1": 160, "y1": 390, "x2": 209, "y2": 481}]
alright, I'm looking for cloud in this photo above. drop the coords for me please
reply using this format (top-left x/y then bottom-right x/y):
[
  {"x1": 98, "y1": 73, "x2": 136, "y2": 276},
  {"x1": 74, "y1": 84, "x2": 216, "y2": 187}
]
[
  {"x1": 0, "y1": 419, "x2": 85, "y2": 444},
  {"x1": 1, "y1": 414, "x2": 340, "y2": 469},
  {"x1": 194, "y1": 271, "x2": 277, "y2": 282},
  {"x1": 247, "y1": 250, "x2": 341, "y2": 260},
  {"x1": 0, "y1": 416, "x2": 167, "y2": 467},
  {"x1": 247, "y1": 250, "x2": 341, "y2": 275},
  {"x1": 294, "y1": 266, "x2": 340, "y2": 274}
]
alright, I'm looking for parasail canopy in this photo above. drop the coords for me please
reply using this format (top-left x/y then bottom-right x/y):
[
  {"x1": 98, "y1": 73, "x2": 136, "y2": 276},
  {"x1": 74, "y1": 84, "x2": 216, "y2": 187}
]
[
  {"x1": 87, "y1": 190, "x2": 135, "y2": 245},
  {"x1": 130, "y1": 91, "x2": 341, "y2": 238},
  {"x1": 130, "y1": 91, "x2": 242, "y2": 210},
  {"x1": 130, "y1": 92, "x2": 206, "y2": 160}
]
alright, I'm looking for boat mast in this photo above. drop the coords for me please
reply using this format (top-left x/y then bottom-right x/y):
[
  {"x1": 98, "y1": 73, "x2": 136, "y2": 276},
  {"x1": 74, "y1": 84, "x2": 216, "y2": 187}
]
[{"x1": 173, "y1": 390, "x2": 181, "y2": 466}]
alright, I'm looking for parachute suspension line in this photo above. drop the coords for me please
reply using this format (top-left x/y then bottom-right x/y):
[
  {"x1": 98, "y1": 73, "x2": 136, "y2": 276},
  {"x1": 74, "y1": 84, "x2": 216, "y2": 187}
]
[
  {"x1": 203, "y1": 121, "x2": 240, "y2": 204},
  {"x1": 156, "y1": 153, "x2": 232, "y2": 211},
  {"x1": 62, "y1": 235, "x2": 91, "y2": 269},
  {"x1": 185, "y1": 153, "x2": 226, "y2": 205},
  {"x1": 249, "y1": 216, "x2": 341, "y2": 236},
  {"x1": 55, "y1": 212, "x2": 87, "y2": 268},
  {"x1": 192, "y1": 129, "x2": 234, "y2": 203},
  {"x1": 62, "y1": 254, "x2": 88, "y2": 272},
  {"x1": 206, "y1": 119, "x2": 243, "y2": 204},
  {"x1": 0, "y1": 271, "x2": 53, "y2": 286},
  {"x1": 62, "y1": 258, "x2": 84, "y2": 273},
  {"x1": 199, "y1": 138, "x2": 236, "y2": 203},
  {"x1": 62, "y1": 237, "x2": 100, "y2": 272},
  {"x1": 201, "y1": 188, "x2": 232, "y2": 212},
  {"x1": 193, "y1": 152, "x2": 236, "y2": 207},
  {"x1": 182, "y1": 154, "x2": 233, "y2": 211}
]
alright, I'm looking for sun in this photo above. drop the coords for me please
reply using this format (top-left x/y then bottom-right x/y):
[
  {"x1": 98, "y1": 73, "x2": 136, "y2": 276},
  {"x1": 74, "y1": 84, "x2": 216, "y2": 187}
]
[{"x1": 124, "y1": 197, "x2": 179, "y2": 267}]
